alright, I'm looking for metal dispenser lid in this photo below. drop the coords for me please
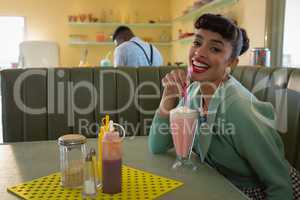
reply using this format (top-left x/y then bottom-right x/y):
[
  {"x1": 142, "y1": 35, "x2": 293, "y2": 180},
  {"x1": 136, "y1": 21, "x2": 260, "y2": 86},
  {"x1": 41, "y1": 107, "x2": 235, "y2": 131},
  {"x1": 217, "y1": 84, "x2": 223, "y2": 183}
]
[
  {"x1": 58, "y1": 134, "x2": 87, "y2": 146},
  {"x1": 90, "y1": 148, "x2": 96, "y2": 156},
  {"x1": 85, "y1": 153, "x2": 92, "y2": 162}
]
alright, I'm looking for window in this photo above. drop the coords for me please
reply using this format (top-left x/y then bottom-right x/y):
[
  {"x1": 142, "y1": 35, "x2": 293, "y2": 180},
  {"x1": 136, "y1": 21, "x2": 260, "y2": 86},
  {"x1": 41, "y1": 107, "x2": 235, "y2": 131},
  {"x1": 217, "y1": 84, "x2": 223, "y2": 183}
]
[
  {"x1": 283, "y1": 0, "x2": 300, "y2": 67},
  {"x1": 0, "y1": 16, "x2": 25, "y2": 68}
]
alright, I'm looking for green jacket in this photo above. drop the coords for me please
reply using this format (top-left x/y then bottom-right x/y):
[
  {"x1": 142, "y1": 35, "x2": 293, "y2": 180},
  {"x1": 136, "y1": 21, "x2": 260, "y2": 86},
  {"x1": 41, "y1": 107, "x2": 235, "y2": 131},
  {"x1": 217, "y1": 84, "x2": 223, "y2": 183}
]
[{"x1": 148, "y1": 76, "x2": 293, "y2": 200}]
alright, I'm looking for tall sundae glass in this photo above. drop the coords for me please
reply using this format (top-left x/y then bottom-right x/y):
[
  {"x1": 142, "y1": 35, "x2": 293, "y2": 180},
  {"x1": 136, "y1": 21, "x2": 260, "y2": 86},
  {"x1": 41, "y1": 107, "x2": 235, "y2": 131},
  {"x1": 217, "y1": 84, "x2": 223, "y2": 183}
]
[{"x1": 170, "y1": 106, "x2": 198, "y2": 170}]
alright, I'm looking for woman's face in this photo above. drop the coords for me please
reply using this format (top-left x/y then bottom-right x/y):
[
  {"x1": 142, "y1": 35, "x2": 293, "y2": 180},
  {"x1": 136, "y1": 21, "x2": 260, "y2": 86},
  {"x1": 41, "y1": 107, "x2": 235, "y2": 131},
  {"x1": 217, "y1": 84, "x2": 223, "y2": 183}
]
[{"x1": 188, "y1": 29, "x2": 236, "y2": 83}]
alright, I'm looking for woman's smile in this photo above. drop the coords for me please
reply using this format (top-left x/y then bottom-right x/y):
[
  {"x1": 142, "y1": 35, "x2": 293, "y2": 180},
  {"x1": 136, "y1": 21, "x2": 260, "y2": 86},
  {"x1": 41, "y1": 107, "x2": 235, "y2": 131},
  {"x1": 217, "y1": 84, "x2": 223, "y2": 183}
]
[{"x1": 191, "y1": 59, "x2": 209, "y2": 74}]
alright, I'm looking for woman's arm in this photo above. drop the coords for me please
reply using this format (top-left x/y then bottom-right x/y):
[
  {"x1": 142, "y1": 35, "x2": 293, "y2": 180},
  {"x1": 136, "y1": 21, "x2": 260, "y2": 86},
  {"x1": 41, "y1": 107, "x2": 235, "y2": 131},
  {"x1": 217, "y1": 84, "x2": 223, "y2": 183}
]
[
  {"x1": 148, "y1": 111, "x2": 173, "y2": 154},
  {"x1": 226, "y1": 100, "x2": 293, "y2": 200},
  {"x1": 148, "y1": 69, "x2": 187, "y2": 154}
]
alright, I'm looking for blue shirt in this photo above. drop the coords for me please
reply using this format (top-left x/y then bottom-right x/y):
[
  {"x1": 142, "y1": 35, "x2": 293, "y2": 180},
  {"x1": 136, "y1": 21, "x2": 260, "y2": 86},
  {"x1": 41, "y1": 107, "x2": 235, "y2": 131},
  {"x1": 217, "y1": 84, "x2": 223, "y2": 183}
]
[{"x1": 113, "y1": 37, "x2": 163, "y2": 67}]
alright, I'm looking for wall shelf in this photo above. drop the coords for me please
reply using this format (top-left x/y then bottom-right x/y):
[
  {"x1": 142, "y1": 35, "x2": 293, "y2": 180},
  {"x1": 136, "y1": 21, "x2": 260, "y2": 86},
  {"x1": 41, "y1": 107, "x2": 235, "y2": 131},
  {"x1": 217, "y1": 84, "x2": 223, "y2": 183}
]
[
  {"x1": 68, "y1": 40, "x2": 172, "y2": 47},
  {"x1": 172, "y1": 36, "x2": 194, "y2": 45},
  {"x1": 68, "y1": 22, "x2": 172, "y2": 28},
  {"x1": 173, "y1": 0, "x2": 238, "y2": 22}
]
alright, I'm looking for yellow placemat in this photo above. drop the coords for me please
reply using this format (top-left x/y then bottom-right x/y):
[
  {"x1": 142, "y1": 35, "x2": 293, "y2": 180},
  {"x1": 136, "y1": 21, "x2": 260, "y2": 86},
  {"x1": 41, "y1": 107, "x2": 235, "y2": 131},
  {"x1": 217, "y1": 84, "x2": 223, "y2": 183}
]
[{"x1": 7, "y1": 165, "x2": 183, "y2": 200}]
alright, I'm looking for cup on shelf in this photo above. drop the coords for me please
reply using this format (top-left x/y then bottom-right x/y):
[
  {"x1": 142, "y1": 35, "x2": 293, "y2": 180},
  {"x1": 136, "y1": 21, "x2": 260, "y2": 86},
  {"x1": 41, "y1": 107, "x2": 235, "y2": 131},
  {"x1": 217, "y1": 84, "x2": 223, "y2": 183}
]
[
  {"x1": 68, "y1": 15, "x2": 73, "y2": 22},
  {"x1": 96, "y1": 33, "x2": 107, "y2": 42},
  {"x1": 69, "y1": 34, "x2": 88, "y2": 42},
  {"x1": 79, "y1": 14, "x2": 87, "y2": 22},
  {"x1": 68, "y1": 15, "x2": 78, "y2": 22},
  {"x1": 88, "y1": 14, "x2": 93, "y2": 22}
]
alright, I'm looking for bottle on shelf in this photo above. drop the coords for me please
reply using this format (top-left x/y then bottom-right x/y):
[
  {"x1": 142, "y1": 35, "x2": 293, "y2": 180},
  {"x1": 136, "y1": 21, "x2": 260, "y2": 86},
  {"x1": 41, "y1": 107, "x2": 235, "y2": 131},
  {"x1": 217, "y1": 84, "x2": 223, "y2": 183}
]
[
  {"x1": 100, "y1": 51, "x2": 113, "y2": 67},
  {"x1": 107, "y1": 9, "x2": 114, "y2": 23},
  {"x1": 114, "y1": 10, "x2": 121, "y2": 22},
  {"x1": 133, "y1": 10, "x2": 139, "y2": 23},
  {"x1": 178, "y1": 29, "x2": 183, "y2": 39},
  {"x1": 100, "y1": 10, "x2": 107, "y2": 23},
  {"x1": 79, "y1": 48, "x2": 89, "y2": 67},
  {"x1": 160, "y1": 30, "x2": 171, "y2": 42}
]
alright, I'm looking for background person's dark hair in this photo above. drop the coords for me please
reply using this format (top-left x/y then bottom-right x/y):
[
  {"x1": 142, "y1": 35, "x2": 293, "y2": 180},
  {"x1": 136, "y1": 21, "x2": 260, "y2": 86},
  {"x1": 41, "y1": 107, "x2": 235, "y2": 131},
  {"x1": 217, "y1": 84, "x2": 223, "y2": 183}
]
[
  {"x1": 194, "y1": 13, "x2": 250, "y2": 58},
  {"x1": 112, "y1": 26, "x2": 134, "y2": 41}
]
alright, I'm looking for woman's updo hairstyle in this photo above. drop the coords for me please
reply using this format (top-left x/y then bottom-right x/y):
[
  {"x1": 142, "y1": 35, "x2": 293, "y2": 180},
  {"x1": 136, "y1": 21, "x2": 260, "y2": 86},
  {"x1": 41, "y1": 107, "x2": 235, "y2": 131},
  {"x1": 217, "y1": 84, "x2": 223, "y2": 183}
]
[{"x1": 194, "y1": 13, "x2": 249, "y2": 58}]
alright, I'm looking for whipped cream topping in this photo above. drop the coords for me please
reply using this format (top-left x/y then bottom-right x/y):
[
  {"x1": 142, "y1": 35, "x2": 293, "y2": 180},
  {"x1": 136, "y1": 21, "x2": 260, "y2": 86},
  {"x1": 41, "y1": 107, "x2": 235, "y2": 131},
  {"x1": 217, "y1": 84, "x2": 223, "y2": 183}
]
[{"x1": 170, "y1": 106, "x2": 198, "y2": 118}]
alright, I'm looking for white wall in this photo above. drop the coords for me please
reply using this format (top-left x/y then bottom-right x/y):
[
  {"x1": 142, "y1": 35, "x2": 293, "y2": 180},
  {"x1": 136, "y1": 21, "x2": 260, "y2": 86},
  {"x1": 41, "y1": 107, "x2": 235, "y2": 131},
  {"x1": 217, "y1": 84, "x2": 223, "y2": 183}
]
[{"x1": 283, "y1": 0, "x2": 300, "y2": 67}]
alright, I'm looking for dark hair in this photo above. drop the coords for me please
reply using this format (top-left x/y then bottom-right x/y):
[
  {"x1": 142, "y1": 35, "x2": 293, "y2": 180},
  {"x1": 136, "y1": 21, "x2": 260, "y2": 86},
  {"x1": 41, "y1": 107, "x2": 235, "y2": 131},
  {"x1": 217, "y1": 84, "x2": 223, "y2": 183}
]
[
  {"x1": 194, "y1": 13, "x2": 249, "y2": 58},
  {"x1": 112, "y1": 26, "x2": 133, "y2": 41}
]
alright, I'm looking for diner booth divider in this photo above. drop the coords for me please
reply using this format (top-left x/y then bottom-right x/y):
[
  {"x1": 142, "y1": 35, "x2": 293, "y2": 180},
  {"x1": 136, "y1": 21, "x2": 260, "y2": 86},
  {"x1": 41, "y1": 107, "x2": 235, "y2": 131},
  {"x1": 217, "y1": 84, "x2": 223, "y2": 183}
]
[{"x1": 1, "y1": 66, "x2": 300, "y2": 171}]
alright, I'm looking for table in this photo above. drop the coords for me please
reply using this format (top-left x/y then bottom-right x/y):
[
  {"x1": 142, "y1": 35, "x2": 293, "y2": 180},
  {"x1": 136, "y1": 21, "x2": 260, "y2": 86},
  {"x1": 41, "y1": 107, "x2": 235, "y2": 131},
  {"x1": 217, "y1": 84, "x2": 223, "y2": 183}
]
[{"x1": 0, "y1": 136, "x2": 248, "y2": 200}]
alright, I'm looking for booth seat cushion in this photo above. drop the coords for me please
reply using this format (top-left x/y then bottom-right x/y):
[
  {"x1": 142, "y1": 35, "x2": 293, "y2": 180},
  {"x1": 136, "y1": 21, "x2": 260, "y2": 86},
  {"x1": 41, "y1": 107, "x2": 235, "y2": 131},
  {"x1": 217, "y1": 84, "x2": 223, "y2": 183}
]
[
  {"x1": 232, "y1": 66, "x2": 300, "y2": 170},
  {"x1": 1, "y1": 67, "x2": 177, "y2": 141}
]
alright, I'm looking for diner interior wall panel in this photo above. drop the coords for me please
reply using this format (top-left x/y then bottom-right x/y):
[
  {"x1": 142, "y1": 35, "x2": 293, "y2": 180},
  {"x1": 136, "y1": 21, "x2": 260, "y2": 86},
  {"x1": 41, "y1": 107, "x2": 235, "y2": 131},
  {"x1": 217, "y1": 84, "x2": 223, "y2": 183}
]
[
  {"x1": 23, "y1": 68, "x2": 48, "y2": 141},
  {"x1": 116, "y1": 68, "x2": 139, "y2": 136},
  {"x1": 69, "y1": 68, "x2": 96, "y2": 137},
  {"x1": 1, "y1": 69, "x2": 25, "y2": 142},
  {"x1": 138, "y1": 68, "x2": 161, "y2": 136},
  {"x1": 47, "y1": 68, "x2": 71, "y2": 140}
]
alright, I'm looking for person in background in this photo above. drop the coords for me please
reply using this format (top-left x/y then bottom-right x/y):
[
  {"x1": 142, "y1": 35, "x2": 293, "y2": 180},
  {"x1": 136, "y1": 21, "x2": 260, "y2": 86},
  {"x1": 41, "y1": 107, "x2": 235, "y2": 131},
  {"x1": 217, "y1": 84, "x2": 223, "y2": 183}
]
[
  {"x1": 112, "y1": 26, "x2": 163, "y2": 67},
  {"x1": 148, "y1": 13, "x2": 300, "y2": 200}
]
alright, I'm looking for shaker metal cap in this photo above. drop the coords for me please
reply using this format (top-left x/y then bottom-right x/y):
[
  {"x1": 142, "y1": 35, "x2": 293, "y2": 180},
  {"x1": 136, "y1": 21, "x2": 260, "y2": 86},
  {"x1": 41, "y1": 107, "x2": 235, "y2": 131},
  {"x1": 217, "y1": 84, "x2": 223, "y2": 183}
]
[
  {"x1": 85, "y1": 153, "x2": 92, "y2": 162},
  {"x1": 90, "y1": 148, "x2": 96, "y2": 156},
  {"x1": 58, "y1": 134, "x2": 87, "y2": 146}
]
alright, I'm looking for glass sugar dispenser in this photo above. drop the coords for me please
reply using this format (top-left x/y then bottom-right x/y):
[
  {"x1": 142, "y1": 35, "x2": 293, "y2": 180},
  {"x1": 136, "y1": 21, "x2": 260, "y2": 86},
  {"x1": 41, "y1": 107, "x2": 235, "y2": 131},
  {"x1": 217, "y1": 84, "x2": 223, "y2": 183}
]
[{"x1": 58, "y1": 134, "x2": 87, "y2": 188}]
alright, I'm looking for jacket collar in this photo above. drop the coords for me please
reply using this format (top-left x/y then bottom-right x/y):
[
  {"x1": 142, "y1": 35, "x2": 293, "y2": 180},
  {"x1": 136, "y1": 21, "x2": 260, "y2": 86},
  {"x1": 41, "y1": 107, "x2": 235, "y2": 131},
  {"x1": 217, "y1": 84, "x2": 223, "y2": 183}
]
[{"x1": 179, "y1": 76, "x2": 236, "y2": 162}]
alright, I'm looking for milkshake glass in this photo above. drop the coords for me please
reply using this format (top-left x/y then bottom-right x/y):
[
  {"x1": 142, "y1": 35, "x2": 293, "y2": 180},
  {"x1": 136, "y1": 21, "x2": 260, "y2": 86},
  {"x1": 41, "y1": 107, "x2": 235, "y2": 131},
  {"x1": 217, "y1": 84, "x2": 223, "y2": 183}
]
[{"x1": 170, "y1": 106, "x2": 198, "y2": 169}]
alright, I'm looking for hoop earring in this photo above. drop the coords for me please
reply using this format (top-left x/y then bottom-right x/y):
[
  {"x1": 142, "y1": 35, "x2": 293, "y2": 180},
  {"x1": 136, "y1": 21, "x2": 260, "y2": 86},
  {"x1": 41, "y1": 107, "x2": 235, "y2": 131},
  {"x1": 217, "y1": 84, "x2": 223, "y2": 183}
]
[
  {"x1": 225, "y1": 67, "x2": 231, "y2": 75},
  {"x1": 222, "y1": 67, "x2": 231, "y2": 83}
]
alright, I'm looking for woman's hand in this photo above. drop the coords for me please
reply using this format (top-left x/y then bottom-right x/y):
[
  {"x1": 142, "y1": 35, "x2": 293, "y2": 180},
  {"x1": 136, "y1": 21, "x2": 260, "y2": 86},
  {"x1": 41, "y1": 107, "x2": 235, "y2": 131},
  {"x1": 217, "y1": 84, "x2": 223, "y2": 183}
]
[{"x1": 159, "y1": 69, "x2": 187, "y2": 117}]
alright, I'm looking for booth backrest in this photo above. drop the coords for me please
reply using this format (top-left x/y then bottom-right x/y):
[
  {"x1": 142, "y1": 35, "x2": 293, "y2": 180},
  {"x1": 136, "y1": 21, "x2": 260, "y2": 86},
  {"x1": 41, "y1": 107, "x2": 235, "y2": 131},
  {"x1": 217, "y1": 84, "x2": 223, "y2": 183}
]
[
  {"x1": 1, "y1": 66, "x2": 300, "y2": 170},
  {"x1": 232, "y1": 66, "x2": 300, "y2": 170},
  {"x1": 1, "y1": 67, "x2": 176, "y2": 141}
]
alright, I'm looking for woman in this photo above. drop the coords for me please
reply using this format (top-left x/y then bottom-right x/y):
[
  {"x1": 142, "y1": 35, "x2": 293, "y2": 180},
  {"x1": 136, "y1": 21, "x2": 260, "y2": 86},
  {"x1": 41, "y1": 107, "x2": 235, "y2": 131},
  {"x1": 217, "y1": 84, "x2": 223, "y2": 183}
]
[{"x1": 148, "y1": 14, "x2": 300, "y2": 200}]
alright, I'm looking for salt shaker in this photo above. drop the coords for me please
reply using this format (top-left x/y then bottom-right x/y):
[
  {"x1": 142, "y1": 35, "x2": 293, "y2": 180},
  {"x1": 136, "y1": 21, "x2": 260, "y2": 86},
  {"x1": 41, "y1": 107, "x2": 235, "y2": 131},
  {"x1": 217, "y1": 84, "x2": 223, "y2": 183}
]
[{"x1": 82, "y1": 153, "x2": 97, "y2": 198}]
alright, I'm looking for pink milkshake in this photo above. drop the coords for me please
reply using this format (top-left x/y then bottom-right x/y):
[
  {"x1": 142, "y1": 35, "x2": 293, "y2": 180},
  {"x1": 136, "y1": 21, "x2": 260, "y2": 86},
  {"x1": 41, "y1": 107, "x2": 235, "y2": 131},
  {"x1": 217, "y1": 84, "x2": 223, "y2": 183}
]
[{"x1": 170, "y1": 106, "x2": 198, "y2": 161}]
